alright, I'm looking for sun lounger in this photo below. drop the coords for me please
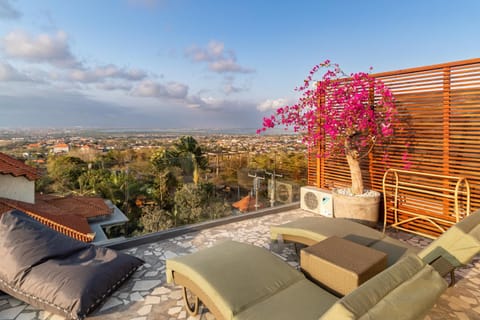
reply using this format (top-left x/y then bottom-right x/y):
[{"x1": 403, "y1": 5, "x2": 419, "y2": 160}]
[
  {"x1": 270, "y1": 216, "x2": 419, "y2": 266},
  {"x1": 166, "y1": 240, "x2": 447, "y2": 320},
  {"x1": 271, "y1": 209, "x2": 480, "y2": 272}
]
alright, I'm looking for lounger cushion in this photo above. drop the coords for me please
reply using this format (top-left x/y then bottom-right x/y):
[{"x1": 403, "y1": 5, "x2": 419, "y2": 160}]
[
  {"x1": 0, "y1": 210, "x2": 144, "y2": 320},
  {"x1": 419, "y1": 209, "x2": 480, "y2": 267},
  {"x1": 319, "y1": 254, "x2": 448, "y2": 320},
  {"x1": 234, "y1": 278, "x2": 337, "y2": 320},
  {"x1": 271, "y1": 217, "x2": 384, "y2": 246},
  {"x1": 271, "y1": 217, "x2": 419, "y2": 266},
  {"x1": 167, "y1": 240, "x2": 323, "y2": 319}
]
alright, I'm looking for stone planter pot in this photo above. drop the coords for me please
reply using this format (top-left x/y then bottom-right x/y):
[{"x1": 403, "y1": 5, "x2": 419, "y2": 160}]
[{"x1": 332, "y1": 188, "x2": 381, "y2": 227}]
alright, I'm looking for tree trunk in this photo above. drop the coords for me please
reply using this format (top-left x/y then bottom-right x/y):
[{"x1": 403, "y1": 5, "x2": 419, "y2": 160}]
[{"x1": 346, "y1": 153, "x2": 364, "y2": 195}]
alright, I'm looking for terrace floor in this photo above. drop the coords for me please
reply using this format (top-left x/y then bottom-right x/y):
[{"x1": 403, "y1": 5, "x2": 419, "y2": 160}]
[{"x1": 1, "y1": 208, "x2": 479, "y2": 320}]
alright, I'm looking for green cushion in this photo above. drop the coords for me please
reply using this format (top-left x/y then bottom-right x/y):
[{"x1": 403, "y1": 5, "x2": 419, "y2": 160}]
[
  {"x1": 166, "y1": 240, "x2": 305, "y2": 319},
  {"x1": 234, "y1": 279, "x2": 338, "y2": 320},
  {"x1": 419, "y1": 209, "x2": 480, "y2": 267},
  {"x1": 319, "y1": 254, "x2": 448, "y2": 320},
  {"x1": 270, "y1": 217, "x2": 384, "y2": 245},
  {"x1": 271, "y1": 217, "x2": 418, "y2": 266}
]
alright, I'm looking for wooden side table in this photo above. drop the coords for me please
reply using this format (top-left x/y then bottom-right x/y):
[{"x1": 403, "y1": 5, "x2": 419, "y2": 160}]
[{"x1": 300, "y1": 236, "x2": 387, "y2": 296}]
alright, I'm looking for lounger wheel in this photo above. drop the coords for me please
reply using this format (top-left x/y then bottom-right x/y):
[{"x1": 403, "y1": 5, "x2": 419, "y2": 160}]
[{"x1": 182, "y1": 286, "x2": 200, "y2": 316}]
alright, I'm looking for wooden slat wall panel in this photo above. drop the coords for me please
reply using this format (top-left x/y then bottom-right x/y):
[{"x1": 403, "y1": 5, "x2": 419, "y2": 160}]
[{"x1": 308, "y1": 58, "x2": 480, "y2": 236}]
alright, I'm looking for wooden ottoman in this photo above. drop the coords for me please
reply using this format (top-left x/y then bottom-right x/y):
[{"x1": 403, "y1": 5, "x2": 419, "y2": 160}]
[{"x1": 300, "y1": 236, "x2": 387, "y2": 296}]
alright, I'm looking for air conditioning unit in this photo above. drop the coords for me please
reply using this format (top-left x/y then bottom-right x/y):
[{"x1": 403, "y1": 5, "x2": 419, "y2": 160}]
[
  {"x1": 274, "y1": 181, "x2": 294, "y2": 204},
  {"x1": 300, "y1": 186, "x2": 333, "y2": 217}
]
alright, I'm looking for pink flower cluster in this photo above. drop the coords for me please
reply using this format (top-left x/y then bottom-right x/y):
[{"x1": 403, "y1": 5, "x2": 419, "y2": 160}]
[{"x1": 258, "y1": 61, "x2": 398, "y2": 159}]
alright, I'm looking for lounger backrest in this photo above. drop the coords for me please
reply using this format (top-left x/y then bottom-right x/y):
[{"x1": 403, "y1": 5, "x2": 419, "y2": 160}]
[
  {"x1": 319, "y1": 254, "x2": 447, "y2": 320},
  {"x1": 419, "y1": 209, "x2": 480, "y2": 267}
]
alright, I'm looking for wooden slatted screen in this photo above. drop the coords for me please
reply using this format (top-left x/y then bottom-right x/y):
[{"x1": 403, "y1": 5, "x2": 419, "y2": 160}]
[{"x1": 308, "y1": 58, "x2": 480, "y2": 235}]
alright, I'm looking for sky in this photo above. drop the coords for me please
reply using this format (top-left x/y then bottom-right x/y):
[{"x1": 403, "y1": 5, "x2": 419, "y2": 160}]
[{"x1": 0, "y1": 0, "x2": 479, "y2": 130}]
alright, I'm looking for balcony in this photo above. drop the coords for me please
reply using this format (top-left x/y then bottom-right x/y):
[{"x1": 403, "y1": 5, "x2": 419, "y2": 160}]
[{"x1": 0, "y1": 205, "x2": 479, "y2": 319}]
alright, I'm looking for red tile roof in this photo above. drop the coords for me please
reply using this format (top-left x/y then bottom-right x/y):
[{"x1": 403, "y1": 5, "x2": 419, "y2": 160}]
[
  {"x1": 232, "y1": 194, "x2": 262, "y2": 213},
  {"x1": 0, "y1": 152, "x2": 38, "y2": 181},
  {"x1": 0, "y1": 194, "x2": 113, "y2": 242}
]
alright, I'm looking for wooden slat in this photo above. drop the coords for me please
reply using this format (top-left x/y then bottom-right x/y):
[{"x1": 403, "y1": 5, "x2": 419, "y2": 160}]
[{"x1": 308, "y1": 58, "x2": 480, "y2": 237}]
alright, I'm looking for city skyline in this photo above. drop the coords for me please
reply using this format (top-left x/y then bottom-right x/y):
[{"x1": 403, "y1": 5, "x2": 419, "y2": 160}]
[{"x1": 0, "y1": 0, "x2": 479, "y2": 129}]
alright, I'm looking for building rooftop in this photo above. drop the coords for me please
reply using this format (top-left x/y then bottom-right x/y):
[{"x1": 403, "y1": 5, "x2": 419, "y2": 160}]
[
  {"x1": 0, "y1": 194, "x2": 114, "y2": 242},
  {"x1": 0, "y1": 207, "x2": 479, "y2": 319},
  {"x1": 0, "y1": 152, "x2": 38, "y2": 181}
]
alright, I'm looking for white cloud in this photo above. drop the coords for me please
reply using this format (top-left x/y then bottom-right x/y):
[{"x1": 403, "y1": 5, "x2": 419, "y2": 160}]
[
  {"x1": 0, "y1": 0, "x2": 20, "y2": 20},
  {"x1": 132, "y1": 80, "x2": 188, "y2": 99},
  {"x1": 0, "y1": 62, "x2": 29, "y2": 81},
  {"x1": 2, "y1": 30, "x2": 79, "y2": 67},
  {"x1": 185, "y1": 40, "x2": 254, "y2": 74},
  {"x1": 96, "y1": 82, "x2": 132, "y2": 91},
  {"x1": 69, "y1": 65, "x2": 147, "y2": 83},
  {"x1": 209, "y1": 58, "x2": 253, "y2": 73},
  {"x1": 257, "y1": 98, "x2": 288, "y2": 111}
]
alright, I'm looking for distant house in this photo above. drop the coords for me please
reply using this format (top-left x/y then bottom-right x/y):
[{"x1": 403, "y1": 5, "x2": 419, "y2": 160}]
[
  {"x1": 0, "y1": 152, "x2": 128, "y2": 243},
  {"x1": 80, "y1": 144, "x2": 91, "y2": 152},
  {"x1": 53, "y1": 143, "x2": 69, "y2": 154}
]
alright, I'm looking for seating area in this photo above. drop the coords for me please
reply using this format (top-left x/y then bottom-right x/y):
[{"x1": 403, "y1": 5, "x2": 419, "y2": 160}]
[
  {"x1": 166, "y1": 209, "x2": 480, "y2": 319},
  {"x1": 0, "y1": 207, "x2": 479, "y2": 319}
]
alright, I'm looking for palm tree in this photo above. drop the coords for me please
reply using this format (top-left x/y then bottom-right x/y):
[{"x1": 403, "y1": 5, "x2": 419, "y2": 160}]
[{"x1": 167, "y1": 136, "x2": 208, "y2": 185}]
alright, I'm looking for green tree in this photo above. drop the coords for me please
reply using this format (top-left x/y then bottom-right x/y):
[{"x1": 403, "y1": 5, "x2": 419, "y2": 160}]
[
  {"x1": 174, "y1": 183, "x2": 231, "y2": 225},
  {"x1": 174, "y1": 184, "x2": 204, "y2": 225},
  {"x1": 46, "y1": 155, "x2": 87, "y2": 193},
  {"x1": 169, "y1": 136, "x2": 208, "y2": 185},
  {"x1": 77, "y1": 168, "x2": 110, "y2": 196},
  {"x1": 139, "y1": 206, "x2": 173, "y2": 233}
]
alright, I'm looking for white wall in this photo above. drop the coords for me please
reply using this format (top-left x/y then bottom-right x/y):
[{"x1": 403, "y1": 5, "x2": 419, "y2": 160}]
[{"x1": 0, "y1": 175, "x2": 35, "y2": 204}]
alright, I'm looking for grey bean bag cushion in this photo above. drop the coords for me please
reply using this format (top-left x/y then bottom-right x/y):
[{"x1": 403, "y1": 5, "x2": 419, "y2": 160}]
[{"x1": 0, "y1": 210, "x2": 143, "y2": 320}]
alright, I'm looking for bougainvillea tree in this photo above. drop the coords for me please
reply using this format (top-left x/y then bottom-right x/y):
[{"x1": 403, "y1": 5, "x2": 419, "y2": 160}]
[{"x1": 258, "y1": 60, "x2": 397, "y2": 195}]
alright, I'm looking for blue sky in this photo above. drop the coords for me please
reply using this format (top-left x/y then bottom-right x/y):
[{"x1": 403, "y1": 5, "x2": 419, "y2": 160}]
[{"x1": 0, "y1": 0, "x2": 479, "y2": 129}]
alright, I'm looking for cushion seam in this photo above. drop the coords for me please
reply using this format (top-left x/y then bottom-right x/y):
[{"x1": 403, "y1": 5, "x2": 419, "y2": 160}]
[{"x1": 234, "y1": 277, "x2": 306, "y2": 316}]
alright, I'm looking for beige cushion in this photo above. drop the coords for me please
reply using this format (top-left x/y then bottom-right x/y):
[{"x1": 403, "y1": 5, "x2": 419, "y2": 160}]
[
  {"x1": 271, "y1": 217, "x2": 384, "y2": 245},
  {"x1": 319, "y1": 254, "x2": 448, "y2": 320},
  {"x1": 166, "y1": 240, "x2": 306, "y2": 319},
  {"x1": 419, "y1": 209, "x2": 480, "y2": 267},
  {"x1": 234, "y1": 279, "x2": 338, "y2": 320},
  {"x1": 301, "y1": 236, "x2": 387, "y2": 296}
]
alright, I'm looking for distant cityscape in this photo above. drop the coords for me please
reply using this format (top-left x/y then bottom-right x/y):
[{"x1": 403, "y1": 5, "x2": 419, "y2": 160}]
[{"x1": 0, "y1": 128, "x2": 306, "y2": 159}]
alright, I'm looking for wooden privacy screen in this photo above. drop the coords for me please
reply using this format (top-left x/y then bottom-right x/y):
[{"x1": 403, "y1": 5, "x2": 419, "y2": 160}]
[{"x1": 308, "y1": 58, "x2": 480, "y2": 236}]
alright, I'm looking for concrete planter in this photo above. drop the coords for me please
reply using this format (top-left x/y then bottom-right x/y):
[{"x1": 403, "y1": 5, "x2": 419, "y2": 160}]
[{"x1": 332, "y1": 189, "x2": 381, "y2": 227}]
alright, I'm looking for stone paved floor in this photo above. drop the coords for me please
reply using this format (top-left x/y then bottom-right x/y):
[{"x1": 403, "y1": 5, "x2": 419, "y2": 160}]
[{"x1": 0, "y1": 208, "x2": 479, "y2": 320}]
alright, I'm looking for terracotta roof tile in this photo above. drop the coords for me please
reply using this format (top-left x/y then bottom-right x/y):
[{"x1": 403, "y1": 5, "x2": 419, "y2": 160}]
[
  {"x1": 36, "y1": 194, "x2": 113, "y2": 218},
  {"x1": 232, "y1": 194, "x2": 262, "y2": 213},
  {"x1": 0, "y1": 153, "x2": 38, "y2": 181},
  {"x1": 0, "y1": 194, "x2": 114, "y2": 242}
]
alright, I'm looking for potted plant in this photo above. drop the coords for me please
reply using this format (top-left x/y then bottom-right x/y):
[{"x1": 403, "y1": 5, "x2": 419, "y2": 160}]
[{"x1": 258, "y1": 60, "x2": 397, "y2": 225}]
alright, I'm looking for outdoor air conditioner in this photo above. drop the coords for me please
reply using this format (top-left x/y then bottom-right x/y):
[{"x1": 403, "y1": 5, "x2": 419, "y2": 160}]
[
  {"x1": 274, "y1": 181, "x2": 294, "y2": 204},
  {"x1": 300, "y1": 186, "x2": 333, "y2": 217}
]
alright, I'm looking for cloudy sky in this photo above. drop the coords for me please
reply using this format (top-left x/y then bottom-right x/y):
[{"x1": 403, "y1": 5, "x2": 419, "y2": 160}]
[{"x1": 0, "y1": 0, "x2": 479, "y2": 129}]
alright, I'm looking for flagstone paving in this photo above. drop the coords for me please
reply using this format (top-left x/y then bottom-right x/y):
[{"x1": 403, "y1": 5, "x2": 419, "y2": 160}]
[{"x1": 0, "y1": 208, "x2": 479, "y2": 320}]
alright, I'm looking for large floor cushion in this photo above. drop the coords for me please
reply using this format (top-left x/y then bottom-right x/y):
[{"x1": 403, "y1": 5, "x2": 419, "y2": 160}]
[
  {"x1": 166, "y1": 240, "x2": 338, "y2": 320},
  {"x1": 0, "y1": 210, "x2": 144, "y2": 320},
  {"x1": 271, "y1": 217, "x2": 419, "y2": 266}
]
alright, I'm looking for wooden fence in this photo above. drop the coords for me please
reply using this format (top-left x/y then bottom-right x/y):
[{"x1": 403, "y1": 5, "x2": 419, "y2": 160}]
[{"x1": 308, "y1": 58, "x2": 480, "y2": 236}]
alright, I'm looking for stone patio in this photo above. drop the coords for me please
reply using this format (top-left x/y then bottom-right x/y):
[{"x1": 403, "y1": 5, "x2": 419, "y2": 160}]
[{"x1": 0, "y1": 208, "x2": 479, "y2": 320}]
